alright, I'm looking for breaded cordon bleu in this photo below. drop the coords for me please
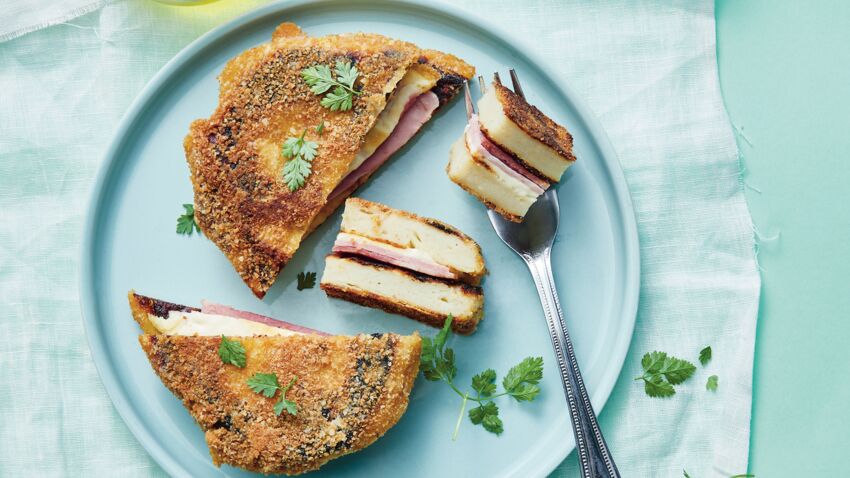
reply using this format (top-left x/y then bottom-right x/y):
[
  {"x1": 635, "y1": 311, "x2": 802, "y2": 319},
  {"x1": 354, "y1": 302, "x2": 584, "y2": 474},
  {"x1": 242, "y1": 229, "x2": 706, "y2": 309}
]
[
  {"x1": 320, "y1": 198, "x2": 486, "y2": 334},
  {"x1": 129, "y1": 291, "x2": 421, "y2": 475},
  {"x1": 447, "y1": 77, "x2": 576, "y2": 222},
  {"x1": 183, "y1": 22, "x2": 474, "y2": 298}
]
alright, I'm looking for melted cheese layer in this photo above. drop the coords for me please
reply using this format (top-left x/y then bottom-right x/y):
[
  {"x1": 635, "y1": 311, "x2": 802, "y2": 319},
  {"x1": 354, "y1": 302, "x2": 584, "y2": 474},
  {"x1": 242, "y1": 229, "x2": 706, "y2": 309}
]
[
  {"x1": 347, "y1": 64, "x2": 440, "y2": 173},
  {"x1": 149, "y1": 311, "x2": 302, "y2": 337}
]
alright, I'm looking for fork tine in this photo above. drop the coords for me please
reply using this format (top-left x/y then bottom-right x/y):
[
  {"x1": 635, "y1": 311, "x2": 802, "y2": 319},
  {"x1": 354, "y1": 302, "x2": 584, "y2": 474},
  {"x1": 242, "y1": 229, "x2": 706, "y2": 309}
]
[
  {"x1": 493, "y1": 71, "x2": 502, "y2": 85},
  {"x1": 463, "y1": 80, "x2": 474, "y2": 119},
  {"x1": 509, "y1": 68, "x2": 526, "y2": 99},
  {"x1": 477, "y1": 75, "x2": 486, "y2": 93}
]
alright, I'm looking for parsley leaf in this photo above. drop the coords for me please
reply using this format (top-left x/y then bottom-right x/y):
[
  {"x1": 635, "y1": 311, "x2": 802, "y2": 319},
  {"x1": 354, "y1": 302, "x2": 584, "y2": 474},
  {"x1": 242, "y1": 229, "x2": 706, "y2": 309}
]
[
  {"x1": 301, "y1": 60, "x2": 361, "y2": 111},
  {"x1": 699, "y1": 346, "x2": 712, "y2": 366},
  {"x1": 644, "y1": 374, "x2": 676, "y2": 398},
  {"x1": 247, "y1": 373, "x2": 298, "y2": 416},
  {"x1": 218, "y1": 336, "x2": 246, "y2": 368},
  {"x1": 482, "y1": 414, "x2": 504, "y2": 434},
  {"x1": 706, "y1": 375, "x2": 718, "y2": 391},
  {"x1": 281, "y1": 129, "x2": 320, "y2": 192},
  {"x1": 636, "y1": 351, "x2": 696, "y2": 397},
  {"x1": 247, "y1": 373, "x2": 280, "y2": 398},
  {"x1": 419, "y1": 316, "x2": 543, "y2": 439},
  {"x1": 176, "y1": 203, "x2": 200, "y2": 235},
  {"x1": 297, "y1": 271, "x2": 316, "y2": 290},
  {"x1": 471, "y1": 369, "x2": 497, "y2": 397},
  {"x1": 503, "y1": 356, "x2": 544, "y2": 401},
  {"x1": 315, "y1": 120, "x2": 325, "y2": 135},
  {"x1": 468, "y1": 400, "x2": 497, "y2": 424},
  {"x1": 683, "y1": 470, "x2": 691, "y2": 478}
]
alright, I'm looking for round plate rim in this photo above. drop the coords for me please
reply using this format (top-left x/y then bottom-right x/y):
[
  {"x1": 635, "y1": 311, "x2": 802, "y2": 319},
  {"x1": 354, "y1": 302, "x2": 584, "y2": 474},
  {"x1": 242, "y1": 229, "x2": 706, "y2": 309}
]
[{"x1": 79, "y1": 1, "x2": 640, "y2": 477}]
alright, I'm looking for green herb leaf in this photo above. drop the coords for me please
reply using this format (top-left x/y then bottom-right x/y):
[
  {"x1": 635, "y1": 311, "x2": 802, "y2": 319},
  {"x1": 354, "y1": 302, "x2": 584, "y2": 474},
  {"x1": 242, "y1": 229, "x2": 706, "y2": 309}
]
[
  {"x1": 247, "y1": 373, "x2": 280, "y2": 398},
  {"x1": 503, "y1": 356, "x2": 544, "y2": 399},
  {"x1": 218, "y1": 336, "x2": 246, "y2": 368},
  {"x1": 274, "y1": 398, "x2": 298, "y2": 416},
  {"x1": 706, "y1": 375, "x2": 719, "y2": 392},
  {"x1": 699, "y1": 346, "x2": 712, "y2": 366},
  {"x1": 683, "y1": 470, "x2": 691, "y2": 478},
  {"x1": 315, "y1": 121, "x2": 325, "y2": 135},
  {"x1": 637, "y1": 350, "x2": 696, "y2": 397},
  {"x1": 482, "y1": 414, "x2": 504, "y2": 435},
  {"x1": 419, "y1": 316, "x2": 544, "y2": 438},
  {"x1": 434, "y1": 315, "x2": 452, "y2": 352},
  {"x1": 468, "y1": 401, "x2": 498, "y2": 425},
  {"x1": 301, "y1": 60, "x2": 361, "y2": 111},
  {"x1": 334, "y1": 59, "x2": 359, "y2": 90},
  {"x1": 176, "y1": 203, "x2": 200, "y2": 235},
  {"x1": 248, "y1": 374, "x2": 298, "y2": 416},
  {"x1": 273, "y1": 377, "x2": 298, "y2": 416},
  {"x1": 471, "y1": 369, "x2": 497, "y2": 397},
  {"x1": 658, "y1": 356, "x2": 697, "y2": 385},
  {"x1": 644, "y1": 374, "x2": 676, "y2": 398},
  {"x1": 301, "y1": 64, "x2": 335, "y2": 94},
  {"x1": 281, "y1": 129, "x2": 320, "y2": 192},
  {"x1": 297, "y1": 271, "x2": 317, "y2": 290}
]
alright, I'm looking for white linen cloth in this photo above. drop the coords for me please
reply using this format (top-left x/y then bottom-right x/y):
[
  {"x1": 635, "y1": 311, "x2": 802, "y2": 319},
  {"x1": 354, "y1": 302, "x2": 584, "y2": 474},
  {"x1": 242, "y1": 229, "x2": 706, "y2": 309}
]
[{"x1": 0, "y1": 1, "x2": 759, "y2": 476}]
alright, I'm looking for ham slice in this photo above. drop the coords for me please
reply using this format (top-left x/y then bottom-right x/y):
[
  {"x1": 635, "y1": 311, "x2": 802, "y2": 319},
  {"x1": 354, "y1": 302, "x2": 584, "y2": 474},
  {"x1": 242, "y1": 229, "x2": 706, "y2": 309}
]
[
  {"x1": 200, "y1": 301, "x2": 329, "y2": 336},
  {"x1": 465, "y1": 114, "x2": 549, "y2": 193},
  {"x1": 332, "y1": 233, "x2": 456, "y2": 280},
  {"x1": 328, "y1": 91, "x2": 440, "y2": 202}
]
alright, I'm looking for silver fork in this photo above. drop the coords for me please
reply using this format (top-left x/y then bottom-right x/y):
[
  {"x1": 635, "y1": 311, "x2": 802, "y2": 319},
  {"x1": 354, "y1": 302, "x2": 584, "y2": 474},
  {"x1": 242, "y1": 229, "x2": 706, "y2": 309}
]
[{"x1": 466, "y1": 71, "x2": 620, "y2": 478}]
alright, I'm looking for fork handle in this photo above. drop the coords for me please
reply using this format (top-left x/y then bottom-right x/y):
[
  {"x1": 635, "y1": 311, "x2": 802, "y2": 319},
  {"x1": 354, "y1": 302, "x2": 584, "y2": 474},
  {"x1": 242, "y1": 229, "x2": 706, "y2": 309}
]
[{"x1": 525, "y1": 250, "x2": 620, "y2": 478}]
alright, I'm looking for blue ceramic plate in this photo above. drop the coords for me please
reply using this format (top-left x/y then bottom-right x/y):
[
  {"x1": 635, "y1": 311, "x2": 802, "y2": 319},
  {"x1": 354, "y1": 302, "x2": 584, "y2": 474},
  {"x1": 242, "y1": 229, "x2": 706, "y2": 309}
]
[{"x1": 80, "y1": 1, "x2": 639, "y2": 477}]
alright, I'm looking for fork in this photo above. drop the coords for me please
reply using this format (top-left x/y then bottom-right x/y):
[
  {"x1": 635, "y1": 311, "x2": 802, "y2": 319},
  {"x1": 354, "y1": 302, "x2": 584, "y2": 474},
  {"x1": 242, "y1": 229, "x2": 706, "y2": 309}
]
[{"x1": 465, "y1": 71, "x2": 620, "y2": 478}]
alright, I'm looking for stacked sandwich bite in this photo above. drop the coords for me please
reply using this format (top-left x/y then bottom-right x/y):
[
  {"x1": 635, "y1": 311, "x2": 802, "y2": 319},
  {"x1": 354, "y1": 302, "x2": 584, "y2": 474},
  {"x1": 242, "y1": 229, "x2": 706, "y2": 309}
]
[
  {"x1": 447, "y1": 81, "x2": 576, "y2": 222},
  {"x1": 320, "y1": 198, "x2": 485, "y2": 334}
]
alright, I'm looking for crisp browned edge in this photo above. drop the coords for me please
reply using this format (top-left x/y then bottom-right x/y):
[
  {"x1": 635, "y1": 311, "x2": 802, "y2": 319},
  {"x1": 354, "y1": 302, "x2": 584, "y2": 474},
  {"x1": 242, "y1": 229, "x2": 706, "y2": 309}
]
[
  {"x1": 321, "y1": 254, "x2": 483, "y2": 335},
  {"x1": 492, "y1": 82, "x2": 577, "y2": 164},
  {"x1": 128, "y1": 290, "x2": 200, "y2": 334}
]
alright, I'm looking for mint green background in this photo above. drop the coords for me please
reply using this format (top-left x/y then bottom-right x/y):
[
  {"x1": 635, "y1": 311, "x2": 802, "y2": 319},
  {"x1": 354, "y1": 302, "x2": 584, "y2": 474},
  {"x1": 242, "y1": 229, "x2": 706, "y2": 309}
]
[{"x1": 717, "y1": 0, "x2": 850, "y2": 475}]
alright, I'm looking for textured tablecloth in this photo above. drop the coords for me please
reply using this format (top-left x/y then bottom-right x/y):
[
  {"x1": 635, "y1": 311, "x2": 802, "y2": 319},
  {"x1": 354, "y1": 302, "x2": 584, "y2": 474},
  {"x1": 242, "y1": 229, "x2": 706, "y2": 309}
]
[{"x1": 0, "y1": 1, "x2": 759, "y2": 476}]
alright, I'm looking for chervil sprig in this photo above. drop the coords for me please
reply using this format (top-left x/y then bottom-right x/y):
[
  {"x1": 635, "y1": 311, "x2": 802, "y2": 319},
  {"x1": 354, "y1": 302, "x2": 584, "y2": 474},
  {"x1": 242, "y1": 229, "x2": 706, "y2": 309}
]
[
  {"x1": 247, "y1": 373, "x2": 298, "y2": 416},
  {"x1": 218, "y1": 336, "x2": 246, "y2": 368},
  {"x1": 176, "y1": 203, "x2": 200, "y2": 235},
  {"x1": 420, "y1": 317, "x2": 544, "y2": 439},
  {"x1": 296, "y1": 271, "x2": 316, "y2": 290},
  {"x1": 301, "y1": 60, "x2": 361, "y2": 111},
  {"x1": 635, "y1": 351, "x2": 697, "y2": 398},
  {"x1": 281, "y1": 128, "x2": 319, "y2": 192}
]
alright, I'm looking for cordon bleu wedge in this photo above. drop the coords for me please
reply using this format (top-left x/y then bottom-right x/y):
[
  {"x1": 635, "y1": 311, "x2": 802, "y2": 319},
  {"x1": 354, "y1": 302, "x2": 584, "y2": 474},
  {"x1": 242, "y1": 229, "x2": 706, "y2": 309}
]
[
  {"x1": 129, "y1": 291, "x2": 420, "y2": 476},
  {"x1": 320, "y1": 198, "x2": 485, "y2": 334},
  {"x1": 447, "y1": 80, "x2": 576, "y2": 222},
  {"x1": 184, "y1": 22, "x2": 474, "y2": 298}
]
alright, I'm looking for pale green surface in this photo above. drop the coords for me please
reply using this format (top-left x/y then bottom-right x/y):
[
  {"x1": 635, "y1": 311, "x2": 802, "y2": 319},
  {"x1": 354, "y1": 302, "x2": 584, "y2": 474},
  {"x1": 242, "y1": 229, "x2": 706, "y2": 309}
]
[{"x1": 717, "y1": 0, "x2": 850, "y2": 475}]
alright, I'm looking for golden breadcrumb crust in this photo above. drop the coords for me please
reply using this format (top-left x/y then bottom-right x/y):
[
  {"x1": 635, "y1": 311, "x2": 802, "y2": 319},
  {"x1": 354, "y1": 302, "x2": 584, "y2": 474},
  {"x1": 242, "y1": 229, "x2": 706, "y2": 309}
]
[
  {"x1": 139, "y1": 333, "x2": 420, "y2": 475},
  {"x1": 185, "y1": 22, "x2": 474, "y2": 298},
  {"x1": 491, "y1": 82, "x2": 576, "y2": 163}
]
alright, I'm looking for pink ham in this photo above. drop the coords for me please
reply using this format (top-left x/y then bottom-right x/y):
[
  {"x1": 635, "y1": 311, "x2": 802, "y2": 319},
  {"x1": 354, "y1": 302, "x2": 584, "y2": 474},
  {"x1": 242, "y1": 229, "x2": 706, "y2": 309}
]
[
  {"x1": 332, "y1": 234, "x2": 456, "y2": 279},
  {"x1": 328, "y1": 91, "x2": 440, "y2": 202},
  {"x1": 466, "y1": 114, "x2": 549, "y2": 193},
  {"x1": 200, "y1": 301, "x2": 329, "y2": 336}
]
